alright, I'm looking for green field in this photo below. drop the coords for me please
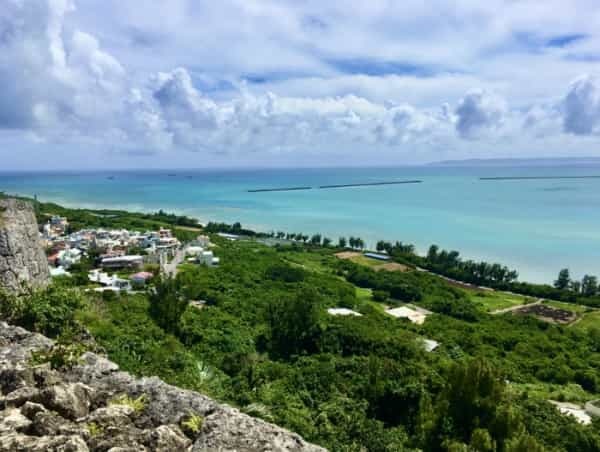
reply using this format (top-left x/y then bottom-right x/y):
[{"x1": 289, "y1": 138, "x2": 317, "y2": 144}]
[
  {"x1": 281, "y1": 249, "x2": 337, "y2": 274},
  {"x1": 543, "y1": 300, "x2": 591, "y2": 314},
  {"x1": 468, "y1": 290, "x2": 533, "y2": 312},
  {"x1": 573, "y1": 311, "x2": 600, "y2": 330}
]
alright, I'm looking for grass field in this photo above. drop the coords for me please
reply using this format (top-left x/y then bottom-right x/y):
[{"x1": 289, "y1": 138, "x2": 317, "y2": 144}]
[
  {"x1": 543, "y1": 300, "x2": 591, "y2": 314},
  {"x1": 573, "y1": 311, "x2": 600, "y2": 330},
  {"x1": 281, "y1": 250, "x2": 336, "y2": 274},
  {"x1": 355, "y1": 287, "x2": 373, "y2": 302},
  {"x1": 469, "y1": 290, "x2": 534, "y2": 312}
]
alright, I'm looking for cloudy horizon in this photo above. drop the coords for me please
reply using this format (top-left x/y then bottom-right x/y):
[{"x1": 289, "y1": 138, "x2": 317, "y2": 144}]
[{"x1": 3, "y1": 0, "x2": 600, "y2": 169}]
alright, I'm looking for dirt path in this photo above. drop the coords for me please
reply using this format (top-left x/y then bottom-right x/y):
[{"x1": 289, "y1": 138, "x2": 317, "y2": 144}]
[{"x1": 491, "y1": 299, "x2": 543, "y2": 315}]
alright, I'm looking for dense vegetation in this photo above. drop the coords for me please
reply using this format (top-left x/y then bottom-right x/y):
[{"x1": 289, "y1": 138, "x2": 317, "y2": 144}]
[
  {"x1": 3, "y1": 199, "x2": 600, "y2": 450},
  {"x1": 5, "y1": 236, "x2": 600, "y2": 451}
]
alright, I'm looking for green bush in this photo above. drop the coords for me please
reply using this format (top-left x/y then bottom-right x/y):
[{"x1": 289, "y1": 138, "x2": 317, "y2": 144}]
[{"x1": 1, "y1": 285, "x2": 83, "y2": 338}]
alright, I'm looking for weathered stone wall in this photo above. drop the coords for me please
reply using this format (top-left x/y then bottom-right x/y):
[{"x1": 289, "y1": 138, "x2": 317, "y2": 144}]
[
  {"x1": 0, "y1": 322, "x2": 326, "y2": 451},
  {"x1": 0, "y1": 198, "x2": 50, "y2": 292}
]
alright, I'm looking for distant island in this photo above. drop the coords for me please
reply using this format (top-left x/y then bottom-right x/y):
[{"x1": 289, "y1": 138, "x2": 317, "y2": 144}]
[{"x1": 427, "y1": 156, "x2": 600, "y2": 167}]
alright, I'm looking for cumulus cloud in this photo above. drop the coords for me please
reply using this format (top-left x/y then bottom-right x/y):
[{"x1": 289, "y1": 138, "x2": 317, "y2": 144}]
[
  {"x1": 454, "y1": 89, "x2": 507, "y2": 139},
  {"x1": 562, "y1": 75, "x2": 600, "y2": 135},
  {"x1": 3, "y1": 0, "x2": 600, "y2": 163}
]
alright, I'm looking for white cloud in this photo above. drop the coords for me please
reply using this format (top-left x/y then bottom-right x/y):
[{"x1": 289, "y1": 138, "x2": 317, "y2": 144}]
[
  {"x1": 455, "y1": 89, "x2": 507, "y2": 139},
  {"x1": 562, "y1": 74, "x2": 600, "y2": 135},
  {"x1": 3, "y1": 0, "x2": 600, "y2": 166}
]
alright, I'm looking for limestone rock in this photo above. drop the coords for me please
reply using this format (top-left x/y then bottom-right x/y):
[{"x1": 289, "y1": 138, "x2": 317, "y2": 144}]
[
  {"x1": 142, "y1": 424, "x2": 191, "y2": 451},
  {"x1": 0, "y1": 198, "x2": 50, "y2": 293},
  {"x1": 0, "y1": 322, "x2": 325, "y2": 451},
  {"x1": 41, "y1": 383, "x2": 94, "y2": 420}
]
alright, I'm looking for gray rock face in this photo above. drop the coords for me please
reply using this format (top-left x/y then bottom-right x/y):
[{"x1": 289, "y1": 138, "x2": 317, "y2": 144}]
[
  {"x1": 0, "y1": 322, "x2": 326, "y2": 451},
  {"x1": 0, "y1": 198, "x2": 50, "y2": 293}
]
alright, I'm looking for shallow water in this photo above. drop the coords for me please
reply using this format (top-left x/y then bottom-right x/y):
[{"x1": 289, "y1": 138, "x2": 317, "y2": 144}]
[{"x1": 2, "y1": 165, "x2": 599, "y2": 284}]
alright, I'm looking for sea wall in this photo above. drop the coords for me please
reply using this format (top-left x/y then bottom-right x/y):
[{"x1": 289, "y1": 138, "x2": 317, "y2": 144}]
[{"x1": 0, "y1": 198, "x2": 50, "y2": 292}]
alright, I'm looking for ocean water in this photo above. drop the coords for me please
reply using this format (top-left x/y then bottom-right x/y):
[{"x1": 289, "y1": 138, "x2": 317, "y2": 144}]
[{"x1": 1, "y1": 165, "x2": 600, "y2": 284}]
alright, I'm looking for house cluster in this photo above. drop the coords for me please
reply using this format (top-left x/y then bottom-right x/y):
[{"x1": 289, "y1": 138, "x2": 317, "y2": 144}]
[{"x1": 43, "y1": 217, "x2": 185, "y2": 287}]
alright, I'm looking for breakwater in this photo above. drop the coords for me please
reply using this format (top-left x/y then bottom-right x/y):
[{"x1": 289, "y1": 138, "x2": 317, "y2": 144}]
[
  {"x1": 480, "y1": 176, "x2": 600, "y2": 181},
  {"x1": 248, "y1": 180, "x2": 422, "y2": 192},
  {"x1": 247, "y1": 186, "x2": 312, "y2": 193},
  {"x1": 318, "y1": 180, "x2": 422, "y2": 189}
]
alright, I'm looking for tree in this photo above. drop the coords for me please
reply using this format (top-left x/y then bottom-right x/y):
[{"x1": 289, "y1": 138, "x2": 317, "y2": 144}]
[
  {"x1": 427, "y1": 245, "x2": 439, "y2": 263},
  {"x1": 267, "y1": 288, "x2": 322, "y2": 359},
  {"x1": 338, "y1": 237, "x2": 347, "y2": 248},
  {"x1": 310, "y1": 234, "x2": 322, "y2": 245},
  {"x1": 148, "y1": 276, "x2": 188, "y2": 335},
  {"x1": 322, "y1": 237, "x2": 332, "y2": 247},
  {"x1": 581, "y1": 275, "x2": 598, "y2": 297},
  {"x1": 554, "y1": 268, "x2": 571, "y2": 290}
]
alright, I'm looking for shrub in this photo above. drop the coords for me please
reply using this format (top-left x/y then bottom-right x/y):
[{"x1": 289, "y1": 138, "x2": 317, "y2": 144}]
[
  {"x1": 180, "y1": 412, "x2": 204, "y2": 437},
  {"x1": 264, "y1": 263, "x2": 306, "y2": 283},
  {"x1": 372, "y1": 290, "x2": 390, "y2": 302},
  {"x1": 1, "y1": 285, "x2": 83, "y2": 338},
  {"x1": 109, "y1": 394, "x2": 148, "y2": 413}
]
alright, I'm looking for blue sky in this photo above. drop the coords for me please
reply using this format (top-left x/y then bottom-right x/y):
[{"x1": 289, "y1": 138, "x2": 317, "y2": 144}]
[{"x1": 2, "y1": 0, "x2": 600, "y2": 169}]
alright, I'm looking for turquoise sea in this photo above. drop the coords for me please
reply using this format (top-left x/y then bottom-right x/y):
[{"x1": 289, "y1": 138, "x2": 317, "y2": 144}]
[{"x1": 1, "y1": 165, "x2": 599, "y2": 284}]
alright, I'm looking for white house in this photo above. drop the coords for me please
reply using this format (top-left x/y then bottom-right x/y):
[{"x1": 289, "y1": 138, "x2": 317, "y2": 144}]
[
  {"x1": 101, "y1": 255, "x2": 144, "y2": 269},
  {"x1": 197, "y1": 250, "x2": 220, "y2": 267},
  {"x1": 185, "y1": 245, "x2": 205, "y2": 256},
  {"x1": 89, "y1": 269, "x2": 132, "y2": 291},
  {"x1": 57, "y1": 248, "x2": 82, "y2": 269},
  {"x1": 327, "y1": 308, "x2": 363, "y2": 317},
  {"x1": 385, "y1": 306, "x2": 428, "y2": 325}
]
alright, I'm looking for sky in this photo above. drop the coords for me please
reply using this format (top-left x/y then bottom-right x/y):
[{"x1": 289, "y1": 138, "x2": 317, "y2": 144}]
[{"x1": 3, "y1": 0, "x2": 600, "y2": 169}]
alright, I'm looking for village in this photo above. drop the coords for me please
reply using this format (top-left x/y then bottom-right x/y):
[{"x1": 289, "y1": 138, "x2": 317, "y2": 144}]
[{"x1": 42, "y1": 215, "x2": 219, "y2": 292}]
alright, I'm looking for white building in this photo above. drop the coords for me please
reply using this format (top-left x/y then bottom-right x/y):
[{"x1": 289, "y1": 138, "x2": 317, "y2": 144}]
[
  {"x1": 186, "y1": 245, "x2": 205, "y2": 256},
  {"x1": 327, "y1": 308, "x2": 363, "y2": 317},
  {"x1": 385, "y1": 306, "x2": 428, "y2": 325},
  {"x1": 195, "y1": 235, "x2": 211, "y2": 248},
  {"x1": 101, "y1": 255, "x2": 144, "y2": 269},
  {"x1": 197, "y1": 250, "x2": 220, "y2": 267},
  {"x1": 88, "y1": 269, "x2": 132, "y2": 291},
  {"x1": 57, "y1": 248, "x2": 82, "y2": 269}
]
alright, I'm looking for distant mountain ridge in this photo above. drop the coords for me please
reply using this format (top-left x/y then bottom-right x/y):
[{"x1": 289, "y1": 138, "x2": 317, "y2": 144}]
[{"x1": 427, "y1": 157, "x2": 600, "y2": 167}]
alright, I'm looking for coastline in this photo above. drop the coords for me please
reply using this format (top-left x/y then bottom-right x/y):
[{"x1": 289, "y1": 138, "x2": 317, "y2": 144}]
[
  {"x1": 4, "y1": 189, "x2": 553, "y2": 285},
  {"x1": 2, "y1": 170, "x2": 596, "y2": 285}
]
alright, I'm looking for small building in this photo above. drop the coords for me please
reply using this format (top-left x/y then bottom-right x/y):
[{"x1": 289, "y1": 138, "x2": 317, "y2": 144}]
[
  {"x1": 101, "y1": 255, "x2": 144, "y2": 269},
  {"x1": 57, "y1": 248, "x2": 82, "y2": 269},
  {"x1": 364, "y1": 252, "x2": 391, "y2": 261},
  {"x1": 421, "y1": 338, "x2": 440, "y2": 352},
  {"x1": 50, "y1": 266, "x2": 71, "y2": 278},
  {"x1": 89, "y1": 269, "x2": 132, "y2": 291},
  {"x1": 130, "y1": 271, "x2": 154, "y2": 285},
  {"x1": 186, "y1": 245, "x2": 205, "y2": 257},
  {"x1": 327, "y1": 308, "x2": 363, "y2": 317},
  {"x1": 195, "y1": 235, "x2": 211, "y2": 248},
  {"x1": 197, "y1": 250, "x2": 220, "y2": 267},
  {"x1": 217, "y1": 232, "x2": 240, "y2": 241},
  {"x1": 385, "y1": 306, "x2": 427, "y2": 325}
]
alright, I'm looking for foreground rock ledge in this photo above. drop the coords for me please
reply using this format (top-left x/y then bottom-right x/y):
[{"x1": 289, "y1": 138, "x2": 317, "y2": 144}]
[{"x1": 0, "y1": 322, "x2": 325, "y2": 451}]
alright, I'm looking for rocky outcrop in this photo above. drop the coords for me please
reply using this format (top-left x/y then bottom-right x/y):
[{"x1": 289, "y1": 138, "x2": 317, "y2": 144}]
[
  {"x1": 0, "y1": 322, "x2": 325, "y2": 451},
  {"x1": 0, "y1": 198, "x2": 50, "y2": 292}
]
